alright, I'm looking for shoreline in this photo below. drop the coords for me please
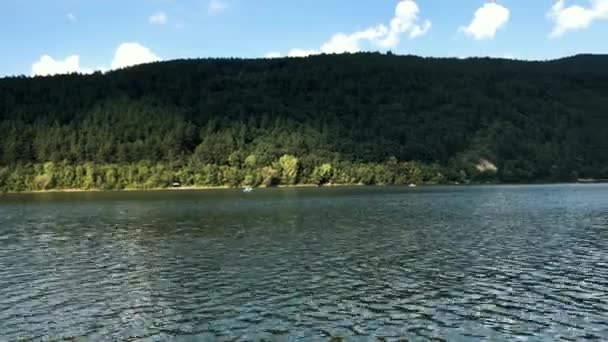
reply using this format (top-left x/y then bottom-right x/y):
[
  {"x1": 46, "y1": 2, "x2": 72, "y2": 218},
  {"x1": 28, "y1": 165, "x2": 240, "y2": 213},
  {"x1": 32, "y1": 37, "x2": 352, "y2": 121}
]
[
  {"x1": 1, "y1": 181, "x2": 606, "y2": 195},
  {"x1": 1, "y1": 183, "x2": 354, "y2": 195}
]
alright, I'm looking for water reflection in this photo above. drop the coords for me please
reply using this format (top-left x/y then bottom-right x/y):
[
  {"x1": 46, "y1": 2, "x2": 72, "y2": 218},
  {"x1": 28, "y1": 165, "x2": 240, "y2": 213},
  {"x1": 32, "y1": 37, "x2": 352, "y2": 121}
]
[{"x1": 0, "y1": 185, "x2": 607, "y2": 340}]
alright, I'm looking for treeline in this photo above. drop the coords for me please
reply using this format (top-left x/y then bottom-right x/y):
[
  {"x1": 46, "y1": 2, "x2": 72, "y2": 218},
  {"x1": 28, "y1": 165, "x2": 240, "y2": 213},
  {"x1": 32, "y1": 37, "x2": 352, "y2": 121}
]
[
  {"x1": 0, "y1": 159, "x2": 447, "y2": 192},
  {"x1": 1, "y1": 52, "x2": 607, "y2": 192}
]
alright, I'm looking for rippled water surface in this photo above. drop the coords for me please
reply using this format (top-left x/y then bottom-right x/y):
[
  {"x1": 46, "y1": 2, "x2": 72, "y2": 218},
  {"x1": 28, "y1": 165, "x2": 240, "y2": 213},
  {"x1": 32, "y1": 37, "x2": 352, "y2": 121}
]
[{"x1": 1, "y1": 185, "x2": 607, "y2": 341}]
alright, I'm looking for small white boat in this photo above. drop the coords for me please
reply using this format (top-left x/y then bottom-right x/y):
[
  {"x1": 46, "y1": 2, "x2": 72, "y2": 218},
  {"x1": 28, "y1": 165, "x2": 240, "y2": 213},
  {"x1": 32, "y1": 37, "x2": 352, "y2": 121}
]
[
  {"x1": 243, "y1": 187, "x2": 254, "y2": 193},
  {"x1": 409, "y1": 183, "x2": 417, "y2": 188}
]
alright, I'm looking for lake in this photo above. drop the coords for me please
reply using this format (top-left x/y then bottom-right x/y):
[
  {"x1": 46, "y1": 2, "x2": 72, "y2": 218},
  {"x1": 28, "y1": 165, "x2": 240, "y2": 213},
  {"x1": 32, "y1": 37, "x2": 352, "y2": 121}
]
[{"x1": 1, "y1": 185, "x2": 607, "y2": 341}]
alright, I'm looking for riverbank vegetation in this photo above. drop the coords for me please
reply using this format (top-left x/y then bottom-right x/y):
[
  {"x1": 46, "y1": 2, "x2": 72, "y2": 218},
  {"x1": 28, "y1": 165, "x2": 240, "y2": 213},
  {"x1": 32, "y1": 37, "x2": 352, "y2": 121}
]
[{"x1": 1, "y1": 53, "x2": 607, "y2": 192}]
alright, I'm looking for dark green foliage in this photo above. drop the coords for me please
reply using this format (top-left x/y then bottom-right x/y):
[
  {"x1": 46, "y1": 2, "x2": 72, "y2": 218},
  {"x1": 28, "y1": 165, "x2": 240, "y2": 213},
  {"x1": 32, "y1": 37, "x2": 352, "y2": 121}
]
[{"x1": 0, "y1": 53, "x2": 607, "y2": 191}]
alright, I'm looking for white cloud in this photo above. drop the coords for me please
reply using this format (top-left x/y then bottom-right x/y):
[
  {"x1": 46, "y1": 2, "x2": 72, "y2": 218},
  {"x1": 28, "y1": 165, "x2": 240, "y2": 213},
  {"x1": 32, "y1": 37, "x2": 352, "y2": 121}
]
[
  {"x1": 208, "y1": 0, "x2": 228, "y2": 15},
  {"x1": 264, "y1": 52, "x2": 282, "y2": 58},
  {"x1": 111, "y1": 43, "x2": 161, "y2": 69},
  {"x1": 288, "y1": 49, "x2": 320, "y2": 57},
  {"x1": 31, "y1": 43, "x2": 161, "y2": 76},
  {"x1": 548, "y1": 0, "x2": 608, "y2": 38},
  {"x1": 377, "y1": 0, "x2": 432, "y2": 47},
  {"x1": 31, "y1": 55, "x2": 87, "y2": 76},
  {"x1": 321, "y1": 25, "x2": 389, "y2": 54},
  {"x1": 274, "y1": 0, "x2": 430, "y2": 58},
  {"x1": 460, "y1": 2, "x2": 510, "y2": 40},
  {"x1": 67, "y1": 13, "x2": 77, "y2": 22},
  {"x1": 149, "y1": 12, "x2": 168, "y2": 25}
]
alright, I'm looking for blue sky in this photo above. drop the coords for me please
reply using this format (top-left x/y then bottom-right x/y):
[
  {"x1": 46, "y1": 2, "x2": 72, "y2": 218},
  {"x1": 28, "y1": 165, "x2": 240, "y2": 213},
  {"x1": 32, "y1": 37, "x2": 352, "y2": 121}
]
[{"x1": 1, "y1": 0, "x2": 607, "y2": 76}]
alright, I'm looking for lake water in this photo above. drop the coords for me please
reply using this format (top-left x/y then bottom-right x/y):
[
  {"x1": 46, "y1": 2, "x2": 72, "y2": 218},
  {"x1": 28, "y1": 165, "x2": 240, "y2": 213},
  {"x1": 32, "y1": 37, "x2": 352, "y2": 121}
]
[{"x1": 0, "y1": 185, "x2": 607, "y2": 341}]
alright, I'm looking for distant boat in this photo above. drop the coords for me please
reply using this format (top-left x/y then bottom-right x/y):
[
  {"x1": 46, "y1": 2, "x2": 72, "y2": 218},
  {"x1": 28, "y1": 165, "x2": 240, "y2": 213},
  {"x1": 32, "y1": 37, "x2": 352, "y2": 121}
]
[
  {"x1": 409, "y1": 183, "x2": 417, "y2": 188},
  {"x1": 243, "y1": 187, "x2": 254, "y2": 193}
]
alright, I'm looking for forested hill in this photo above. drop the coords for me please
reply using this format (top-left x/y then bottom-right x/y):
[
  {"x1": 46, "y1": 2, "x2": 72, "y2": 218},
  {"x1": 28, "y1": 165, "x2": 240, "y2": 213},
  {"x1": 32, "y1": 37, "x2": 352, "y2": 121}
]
[{"x1": 1, "y1": 53, "x2": 607, "y2": 192}]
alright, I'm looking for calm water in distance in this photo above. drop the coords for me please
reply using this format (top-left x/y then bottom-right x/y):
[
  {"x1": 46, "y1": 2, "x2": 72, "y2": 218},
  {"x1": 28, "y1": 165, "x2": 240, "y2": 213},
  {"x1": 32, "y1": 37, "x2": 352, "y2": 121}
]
[{"x1": 0, "y1": 184, "x2": 607, "y2": 341}]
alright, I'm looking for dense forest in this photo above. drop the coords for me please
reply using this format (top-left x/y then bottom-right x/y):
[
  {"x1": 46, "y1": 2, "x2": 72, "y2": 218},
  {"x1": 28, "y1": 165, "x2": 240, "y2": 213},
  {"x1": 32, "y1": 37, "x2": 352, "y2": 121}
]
[{"x1": 0, "y1": 53, "x2": 607, "y2": 192}]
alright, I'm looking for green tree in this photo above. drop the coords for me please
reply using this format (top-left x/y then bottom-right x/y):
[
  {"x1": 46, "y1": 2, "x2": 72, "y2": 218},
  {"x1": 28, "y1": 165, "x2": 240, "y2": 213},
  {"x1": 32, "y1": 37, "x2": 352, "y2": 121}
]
[
  {"x1": 278, "y1": 154, "x2": 300, "y2": 185},
  {"x1": 313, "y1": 163, "x2": 334, "y2": 185}
]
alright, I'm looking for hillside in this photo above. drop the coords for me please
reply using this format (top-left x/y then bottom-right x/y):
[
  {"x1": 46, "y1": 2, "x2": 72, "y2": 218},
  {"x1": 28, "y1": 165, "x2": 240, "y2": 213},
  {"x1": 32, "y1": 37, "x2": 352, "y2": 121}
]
[{"x1": 0, "y1": 53, "x2": 607, "y2": 191}]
